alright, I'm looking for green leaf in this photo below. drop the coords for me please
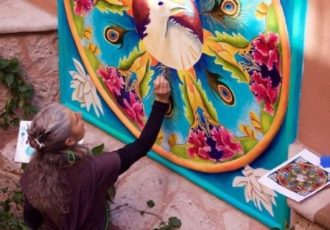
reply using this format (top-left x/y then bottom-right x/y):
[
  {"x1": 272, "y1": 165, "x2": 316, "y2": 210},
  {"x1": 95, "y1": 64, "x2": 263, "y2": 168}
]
[
  {"x1": 8, "y1": 59, "x2": 20, "y2": 73},
  {"x1": 159, "y1": 225, "x2": 171, "y2": 230},
  {"x1": 0, "y1": 70, "x2": 4, "y2": 80},
  {"x1": 238, "y1": 137, "x2": 258, "y2": 153},
  {"x1": 194, "y1": 79, "x2": 218, "y2": 122},
  {"x1": 91, "y1": 143, "x2": 105, "y2": 156},
  {"x1": 266, "y1": 4, "x2": 279, "y2": 33},
  {"x1": 119, "y1": 47, "x2": 146, "y2": 71},
  {"x1": 171, "y1": 144, "x2": 188, "y2": 158},
  {"x1": 11, "y1": 192, "x2": 23, "y2": 204},
  {"x1": 96, "y1": 0, "x2": 129, "y2": 15},
  {"x1": 212, "y1": 32, "x2": 249, "y2": 48},
  {"x1": 139, "y1": 59, "x2": 154, "y2": 98},
  {"x1": 0, "y1": 58, "x2": 10, "y2": 68},
  {"x1": 146, "y1": 200, "x2": 155, "y2": 208},
  {"x1": 84, "y1": 47, "x2": 100, "y2": 70},
  {"x1": 180, "y1": 83, "x2": 194, "y2": 124},
  {"x1": 5, "y1": 74, "x2": 14, "y2": 87},
  {"x1": 261, "y1": 109, "x2": 274, "y2": 133},
  {"x1": 168, "y1": 216, "x2": 181, "y2": 228},
  {"x1": 19, "y1": 85, "x2": 30, "y2": 93},
  {"x1": 212, "y1": 51, "x2": 248, "y2": 83}
]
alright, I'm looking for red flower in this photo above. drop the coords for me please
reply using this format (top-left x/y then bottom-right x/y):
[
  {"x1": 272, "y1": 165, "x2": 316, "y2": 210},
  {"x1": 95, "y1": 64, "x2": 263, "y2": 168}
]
[
  {"x1": 211, "y1": 126, "x2": 242, "y2": 159},
  {"x1": 250, "y1": 71, "x2": 278, "y2": 115},
  {"x1": 252, "y1": 33, "x2": 279, "y2": 70},
  {"x1": 123, "y1": 92, "x2": 144, "y2": 128},
  {"x1": 74, "y1": 0, "x2": 94, "y2": 16},
  {"x1": 98, "y1": 67, "x2": 124, "y2": 96},
  {"x1": 187, "y1": 129, "x2": 211, "y2": 159}
]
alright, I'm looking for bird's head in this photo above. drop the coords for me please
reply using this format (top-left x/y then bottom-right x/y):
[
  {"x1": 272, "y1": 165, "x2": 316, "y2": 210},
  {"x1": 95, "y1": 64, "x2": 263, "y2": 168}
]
[
  {"x1": 147, "y1": 0, "x2": 194, "y2": 18},
  {"x1": 133, "y1": 0, "x2": 202, "y2": 42}
]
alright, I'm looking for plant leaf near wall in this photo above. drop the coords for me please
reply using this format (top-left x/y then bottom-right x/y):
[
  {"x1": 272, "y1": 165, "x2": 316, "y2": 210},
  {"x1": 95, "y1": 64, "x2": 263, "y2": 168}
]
[{"x1": 0, "y1": 57, "x2": 36, "y2": 129}]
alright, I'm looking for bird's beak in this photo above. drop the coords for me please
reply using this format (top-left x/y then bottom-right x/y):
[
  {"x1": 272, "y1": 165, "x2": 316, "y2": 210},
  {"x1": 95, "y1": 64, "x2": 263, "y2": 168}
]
[
  {"x1": 170, "y1": 7, "x2": 186, "y2": 15},
  {"x1": 168, "y1": 0, "x2": 192, "y2": 16}
]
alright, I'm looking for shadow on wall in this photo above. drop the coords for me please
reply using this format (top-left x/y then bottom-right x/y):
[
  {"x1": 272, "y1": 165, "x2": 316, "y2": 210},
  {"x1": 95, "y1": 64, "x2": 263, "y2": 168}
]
[{"x1": 297, "y1": 0, "x2": 330, "y2": 154}]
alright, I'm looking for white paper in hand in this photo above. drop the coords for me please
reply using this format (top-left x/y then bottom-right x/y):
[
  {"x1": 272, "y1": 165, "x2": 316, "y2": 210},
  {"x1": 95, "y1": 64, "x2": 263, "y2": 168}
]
[{"x1": 15, "y1": 121, "x2": 35, "y2": 163}]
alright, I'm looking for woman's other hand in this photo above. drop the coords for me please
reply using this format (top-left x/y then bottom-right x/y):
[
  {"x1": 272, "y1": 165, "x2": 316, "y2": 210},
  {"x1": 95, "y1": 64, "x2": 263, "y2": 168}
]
[{"x1": 153, "y1": 75, "x2": 171, "y2": 104}]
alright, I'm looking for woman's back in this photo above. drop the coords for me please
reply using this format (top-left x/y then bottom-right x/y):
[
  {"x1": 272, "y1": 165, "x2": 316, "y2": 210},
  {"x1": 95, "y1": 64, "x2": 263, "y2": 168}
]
[{"x1": 21, "y1": 151, "x2": 121, "y2": 230}]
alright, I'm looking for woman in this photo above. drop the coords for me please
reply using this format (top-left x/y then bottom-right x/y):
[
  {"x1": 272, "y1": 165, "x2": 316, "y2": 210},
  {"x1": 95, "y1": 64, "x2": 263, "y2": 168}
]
[{"x1": 20, "y1": 75, "x2": 171, "y2": 229}]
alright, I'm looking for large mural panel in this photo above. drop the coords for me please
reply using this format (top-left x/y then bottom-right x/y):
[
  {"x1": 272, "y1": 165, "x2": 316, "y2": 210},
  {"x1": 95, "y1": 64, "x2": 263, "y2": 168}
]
[{"x1": 58, "y1": 0, "x2": 306, "y2": 228}]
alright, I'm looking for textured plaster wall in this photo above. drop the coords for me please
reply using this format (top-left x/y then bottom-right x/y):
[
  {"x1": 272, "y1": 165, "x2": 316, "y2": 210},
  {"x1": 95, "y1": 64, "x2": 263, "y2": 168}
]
[
  {"x1": 0, "y1": 31, "x2": 59, "y2": 110},
  {"x1": 297, "y1": 0, "x2": 330, "y2": 154}
]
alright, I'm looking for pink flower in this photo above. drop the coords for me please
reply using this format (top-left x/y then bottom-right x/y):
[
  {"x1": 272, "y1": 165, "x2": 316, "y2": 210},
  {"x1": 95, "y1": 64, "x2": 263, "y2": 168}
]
[
  {"x1": 98, "y1": 67, "x2": 124, "y2": 96},
  {"x1": 123, "y1": 92, "x2": 145, "y2": 128},
  {"x1": 250, "y1": 71, "x2": 278, "y2": 115},
  {"x1": 211, "y1": 126, "x2": 242, "y2": 159},
  {"x1": 187, "y1": 130, "x2": 211, "y2": 159},
  {"x1": 74, "y1": 0, "x2": 94, "y2": 16},
  {"x1": 252, "y1": 33, "x2": 279, "y2": 71}
]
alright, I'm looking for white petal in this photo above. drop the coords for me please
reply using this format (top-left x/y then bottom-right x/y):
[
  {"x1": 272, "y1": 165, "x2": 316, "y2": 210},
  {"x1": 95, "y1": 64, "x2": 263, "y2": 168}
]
[
  {"x1": 232, "y1": 177, "x2": 248, "y2": 187},
  {"x1": 250, "y1": 176, "x2": 263, "y2": 193},
  {"x1": 73, "y1": 58, "x2": 87, "y2": 78},
  {"x1": 84, "y1": 93, "x2": 93, "y2": 111},
  {"x1": 244, "y1": 183, "x2": 252, "y2": 202},
  {"x1": 83, "y1": 82, "x2": 92, "y2": 94}
]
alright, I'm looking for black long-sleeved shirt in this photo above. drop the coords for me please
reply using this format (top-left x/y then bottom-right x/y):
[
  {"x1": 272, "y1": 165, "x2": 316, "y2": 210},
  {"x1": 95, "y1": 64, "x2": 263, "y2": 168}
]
[{"x1": 20, "y1": 101, "x2": 168, "y2": 230}]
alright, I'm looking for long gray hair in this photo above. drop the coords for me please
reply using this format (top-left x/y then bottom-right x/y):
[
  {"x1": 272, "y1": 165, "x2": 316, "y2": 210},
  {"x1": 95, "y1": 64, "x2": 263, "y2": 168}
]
[{"x1": 25, "y1": 102, "x2": 86, "y2": 221}]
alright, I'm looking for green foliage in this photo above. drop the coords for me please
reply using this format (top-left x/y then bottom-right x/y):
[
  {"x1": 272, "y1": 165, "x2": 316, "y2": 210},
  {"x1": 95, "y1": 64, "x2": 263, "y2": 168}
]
[
  {"x1": 0, "y1": 58, "x2": 36, "y2": 129},
  {"x1": 0, "y1": 190, "x2": 27, "y2": 230},
  {"x1": 91, "y1": 143, "x2": 105, "y2": 156}
]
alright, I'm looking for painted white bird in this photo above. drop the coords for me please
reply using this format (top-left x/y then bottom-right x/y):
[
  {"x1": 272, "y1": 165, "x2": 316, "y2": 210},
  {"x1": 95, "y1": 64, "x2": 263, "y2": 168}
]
[{"x1": 132, "y1": 0, "x2": 203, "y2": 70}]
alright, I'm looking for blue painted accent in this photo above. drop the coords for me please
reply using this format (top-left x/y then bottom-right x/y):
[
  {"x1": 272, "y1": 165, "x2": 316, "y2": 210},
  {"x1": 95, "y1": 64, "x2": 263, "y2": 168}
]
[{"x1": 320, "y1": 156, "x2": 330, "y2": 168}]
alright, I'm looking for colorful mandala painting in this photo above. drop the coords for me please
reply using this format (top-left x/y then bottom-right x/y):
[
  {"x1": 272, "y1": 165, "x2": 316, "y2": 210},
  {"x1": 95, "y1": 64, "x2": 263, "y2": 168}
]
[
  {"x1": 268, "y1": 157, "x2": 330, "y2": 197},
  {"x1": 58, "y1": 0, "x2": 307, "y2": 228},
  {"x1": 61, "y1": 0, "x2": 290, "y2": 172}
]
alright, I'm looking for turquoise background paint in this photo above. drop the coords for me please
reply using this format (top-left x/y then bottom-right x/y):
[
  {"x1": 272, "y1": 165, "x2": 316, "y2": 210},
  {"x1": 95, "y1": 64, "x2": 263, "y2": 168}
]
[{"x1": 58, "y1": 0, "x2": 307, "y2": 229}]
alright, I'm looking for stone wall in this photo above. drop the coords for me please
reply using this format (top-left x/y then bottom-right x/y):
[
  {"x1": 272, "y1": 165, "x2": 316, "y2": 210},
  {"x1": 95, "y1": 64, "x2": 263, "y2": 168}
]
[{"x1": 0, "y1": 31, "x2": 59, "y2": 110}]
